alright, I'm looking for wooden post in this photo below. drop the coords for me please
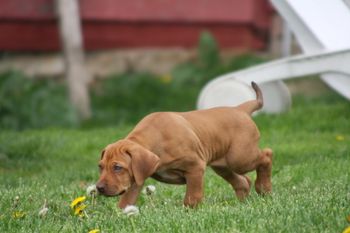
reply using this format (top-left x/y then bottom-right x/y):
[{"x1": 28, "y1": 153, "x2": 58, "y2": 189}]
[{"x1": 56, "y1": 0, "x2": 91, "y2": 120}]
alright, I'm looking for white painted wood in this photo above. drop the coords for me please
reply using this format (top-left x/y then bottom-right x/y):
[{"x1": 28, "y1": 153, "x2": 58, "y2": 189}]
[
  {"x1": 271, "y1": 0, "x2": 350, "y2": 100},
  {"x1": 197, "y1": 0, "x2": 350, "y2": 113}
]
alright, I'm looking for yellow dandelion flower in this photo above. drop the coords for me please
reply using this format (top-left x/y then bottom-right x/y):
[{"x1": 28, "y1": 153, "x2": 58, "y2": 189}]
[
  {"x1": 88, "y1": 229, "x2": 100, "y2": 233},
  {"x1": 336, "y1": 135, "x2": 345, "y2": 141},
  {"x1": 343, "y1": 226, "x2": 350, "y2": 233},
  {"x1": 12, "y1": 211, "x2": 26, "y2": 219},
  {"x1": 70, "y1": 196, "x2": 86, "y2": 209},
  {"x1": 160, "y1": 74, "x2": 172, "y2": 84},
  {"x1": 74, "y1": 204, "x2": 87, "y2": 217}
]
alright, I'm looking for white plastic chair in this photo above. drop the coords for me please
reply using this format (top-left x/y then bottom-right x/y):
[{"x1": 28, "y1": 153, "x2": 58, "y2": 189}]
[{"x1": 197, "y1": 0, "x2": 350, "y2": 113}]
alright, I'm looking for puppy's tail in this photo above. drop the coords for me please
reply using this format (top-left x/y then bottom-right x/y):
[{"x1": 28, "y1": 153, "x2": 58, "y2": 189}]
[{"x1": 237, "y1": 82, "x2": 263, "y2": 115}]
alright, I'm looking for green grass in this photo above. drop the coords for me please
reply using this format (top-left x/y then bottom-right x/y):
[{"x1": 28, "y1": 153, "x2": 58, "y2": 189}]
[{"x1": 0, "y1": 92, "x2": 350, "y2": 233}]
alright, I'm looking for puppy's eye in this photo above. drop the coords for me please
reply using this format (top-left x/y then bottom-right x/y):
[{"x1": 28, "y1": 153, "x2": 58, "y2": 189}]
[
  {"x1": 98, "y1": 165, "x2": 103, "y2": 172},
  {"x1": 114, "y1": 165, "x2": 123, "y2": 172}
]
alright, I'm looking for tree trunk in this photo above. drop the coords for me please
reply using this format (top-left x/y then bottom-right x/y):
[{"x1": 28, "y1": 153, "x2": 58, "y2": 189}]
[{"x1": 56, "y1": 0, "x2": 91, "y2": 120}]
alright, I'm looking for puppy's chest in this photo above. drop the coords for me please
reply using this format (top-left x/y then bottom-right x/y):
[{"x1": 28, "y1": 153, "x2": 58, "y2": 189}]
[{"x1": 151, "y1": 169, "x2": 186, "y2": 185}]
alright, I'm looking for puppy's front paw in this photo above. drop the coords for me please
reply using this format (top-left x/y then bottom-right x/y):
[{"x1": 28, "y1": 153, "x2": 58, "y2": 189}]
[{"x1": 184, "y1": 195, "x2": 203, "y2": 208}]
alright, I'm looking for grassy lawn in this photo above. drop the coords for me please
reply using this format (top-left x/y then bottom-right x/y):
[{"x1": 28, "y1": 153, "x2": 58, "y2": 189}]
[{"x1": 0, "y1": 90, "x2": 349, "y2": 233}]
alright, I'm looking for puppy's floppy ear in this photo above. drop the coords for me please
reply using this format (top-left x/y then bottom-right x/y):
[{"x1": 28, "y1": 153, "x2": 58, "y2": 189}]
[
  {"x1": 127, "y1": 144, "x2": 160, "y2": 186},
  {"x1": 100, "y1": 149, "x2": 106, "y2": 160}
]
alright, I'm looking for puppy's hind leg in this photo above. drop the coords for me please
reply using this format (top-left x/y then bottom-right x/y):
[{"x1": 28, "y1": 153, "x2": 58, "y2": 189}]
[
  {"x1": 255, "y1": 148, "x2": 273, "y2": 195},
  {"x1": 211, "y1": 166, "x2": 251, "y2": 201}
]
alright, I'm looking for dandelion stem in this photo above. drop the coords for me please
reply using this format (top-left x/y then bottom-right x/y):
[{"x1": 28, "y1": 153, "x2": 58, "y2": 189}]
[
  {"x1": 92, "y1": 194, "x2": 96, "y2": 208},
  {"x1": 130, "y1": 218, "x2": 137, "y2": 233},
  {"x1": 148, "y1": 196, "x2": 155, "y2": 209}
]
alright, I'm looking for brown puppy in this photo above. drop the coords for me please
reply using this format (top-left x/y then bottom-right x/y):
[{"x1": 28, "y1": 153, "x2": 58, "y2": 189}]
[{"x1": 96, "y1": 82, "x2": 273, "y2": 208}]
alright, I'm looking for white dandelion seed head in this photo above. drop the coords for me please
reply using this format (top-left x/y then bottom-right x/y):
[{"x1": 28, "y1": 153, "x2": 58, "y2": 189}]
[
  {"x1": 38, "y1": 207, "x2": 49, "y2": 217},
  {"x1": 86, "y1": 184, "x2": 98, "y2": 196},
  {"x1": 142, "y1": 185, "x2": 156, "y2": 195},
  {"x1": 123, "y1": 205, "x2": 139, "y2": 217}
]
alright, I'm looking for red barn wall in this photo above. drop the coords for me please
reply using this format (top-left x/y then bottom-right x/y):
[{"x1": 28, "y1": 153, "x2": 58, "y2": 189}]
[{"x1": 0, "y1": 0, "x2": 272, "y2": 51}]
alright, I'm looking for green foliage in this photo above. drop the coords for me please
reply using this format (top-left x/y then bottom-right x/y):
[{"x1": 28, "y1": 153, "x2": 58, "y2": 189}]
[
  {"x1": 91, "y1": 73, "x2": 173, "y2": 125},
  {"x1": 198, "y1": 31, "x2": 220, "y2": 69},
  {"x1": 90, "y1": 32, "x2": 265, "y2": 127},
  {"x1": 0, "y1": 71, "x2": 78, "y2": 130},
  {"x1": 226, "y1": 53, "x2": 266, "y2": 71},
  {"x1": 0, "y1": 93, "x2": 349, "y2": 232},
  {"x1": 0, "y1": 32, "x2": 265, "y2": 129},
  {"x1": 90, "y1": 52, "x2": 265, "y2": 127}
]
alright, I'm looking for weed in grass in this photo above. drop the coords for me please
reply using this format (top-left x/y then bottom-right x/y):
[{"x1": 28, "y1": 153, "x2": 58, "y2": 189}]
[{"x1": 0, "y1": 71, "x2": 78, "y2": 130}]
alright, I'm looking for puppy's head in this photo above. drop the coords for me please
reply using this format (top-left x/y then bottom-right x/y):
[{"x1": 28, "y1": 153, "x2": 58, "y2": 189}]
[{"x1": 96, "y1": 139, "x2": 159, "y2": 196}]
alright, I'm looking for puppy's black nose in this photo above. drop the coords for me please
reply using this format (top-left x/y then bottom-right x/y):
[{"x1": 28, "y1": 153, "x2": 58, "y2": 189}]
[{"x1": 96, "y1": 183, "x2": 105, "y2": 194}]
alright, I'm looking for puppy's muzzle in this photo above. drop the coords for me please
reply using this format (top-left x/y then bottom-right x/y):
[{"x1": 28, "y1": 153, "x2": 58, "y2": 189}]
[
  {"x1": 96, "y1": 182, "x2": 126, "y2": 196},
  {"x1": 96, "y1": 183, "x2": 106, "y2": 194}
]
